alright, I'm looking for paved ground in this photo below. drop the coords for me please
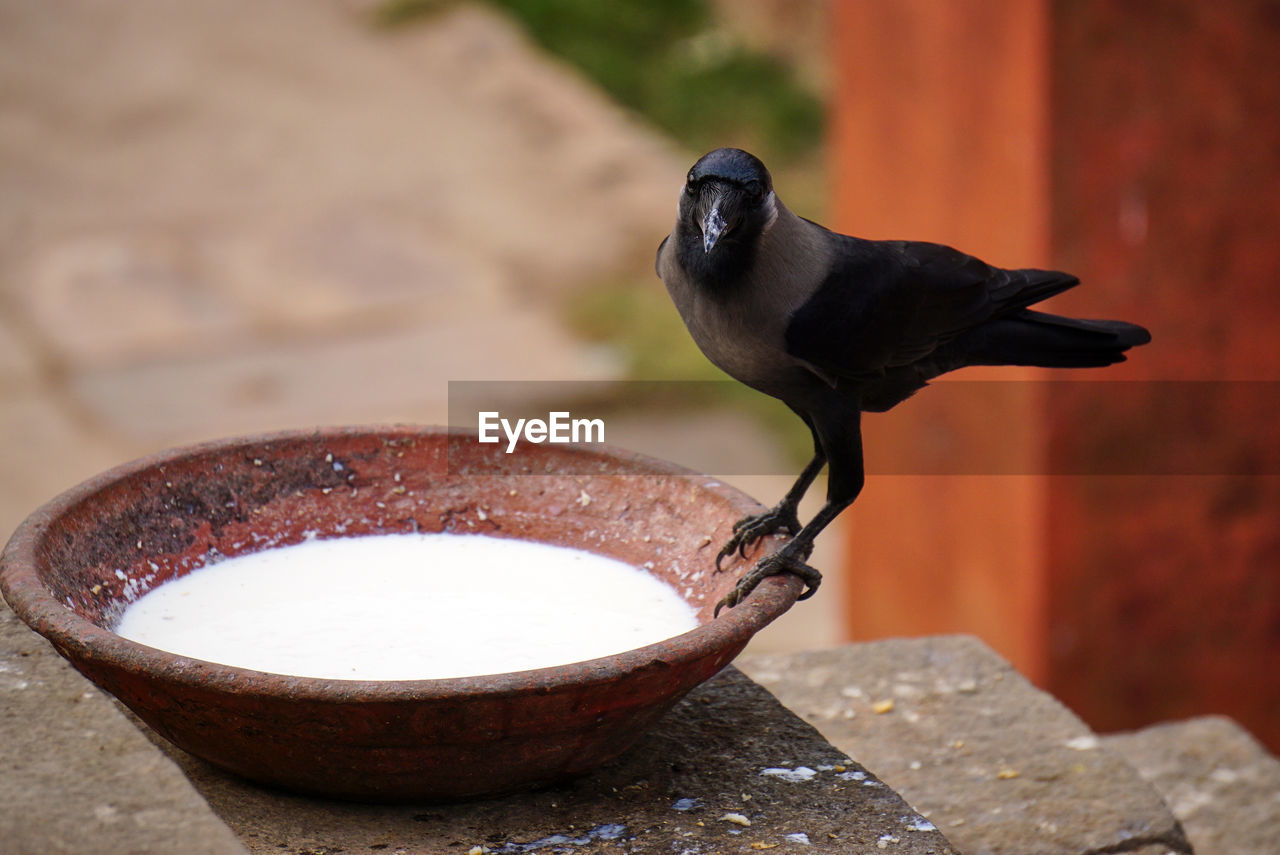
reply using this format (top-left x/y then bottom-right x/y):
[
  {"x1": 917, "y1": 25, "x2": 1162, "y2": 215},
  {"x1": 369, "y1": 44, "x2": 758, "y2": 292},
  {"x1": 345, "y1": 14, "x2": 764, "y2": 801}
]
[
  {"x1": 0, "y1": 0, "x2": 845, "y2": 651},
  {"x1": 0, "y1": 0, "x2": 672, "y2": 499}
]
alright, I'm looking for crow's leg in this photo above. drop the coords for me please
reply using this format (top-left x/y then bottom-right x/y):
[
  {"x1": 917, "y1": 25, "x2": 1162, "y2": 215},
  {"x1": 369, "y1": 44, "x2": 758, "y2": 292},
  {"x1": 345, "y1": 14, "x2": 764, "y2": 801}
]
[
  {"x1": 715, "y1": 500, "x2": 843, "y2": 615},
  {"x1": 715, "y1": 408, "x2": 864, "y2": 615},
  {"x1": 715, "y1": 449, "x2": 826, "y2": 571}
]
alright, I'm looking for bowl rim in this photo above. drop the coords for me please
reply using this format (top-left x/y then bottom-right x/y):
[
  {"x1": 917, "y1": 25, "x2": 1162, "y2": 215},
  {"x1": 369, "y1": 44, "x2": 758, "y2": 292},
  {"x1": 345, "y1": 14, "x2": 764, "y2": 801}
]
[{"x1": 1, "y1": 424, "x2": 802, "y2": 702}]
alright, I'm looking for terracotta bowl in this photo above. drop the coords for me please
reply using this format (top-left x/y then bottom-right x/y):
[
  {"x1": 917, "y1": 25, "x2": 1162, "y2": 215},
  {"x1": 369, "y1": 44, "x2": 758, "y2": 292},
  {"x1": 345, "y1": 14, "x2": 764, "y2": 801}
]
[{"x1": 0, "y1": 426, "x2": 800, "y2": 802}]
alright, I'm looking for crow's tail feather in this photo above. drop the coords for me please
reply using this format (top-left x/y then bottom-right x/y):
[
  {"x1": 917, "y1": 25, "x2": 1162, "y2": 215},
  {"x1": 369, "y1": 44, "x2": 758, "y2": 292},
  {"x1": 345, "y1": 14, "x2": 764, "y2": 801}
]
[
  {"x1": 965, "y1": 309, "x2": 1152, "y2": 369},
  {"x1": 998, "y1": 269, "x2": 1081, "y2": 309}
]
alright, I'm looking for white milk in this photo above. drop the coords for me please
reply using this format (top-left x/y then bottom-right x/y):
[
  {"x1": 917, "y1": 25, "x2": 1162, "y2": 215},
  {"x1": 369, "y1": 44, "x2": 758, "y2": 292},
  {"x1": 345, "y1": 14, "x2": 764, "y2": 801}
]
[{"x1": 114, "y1": 533, "x2": 699, "y2": 681}]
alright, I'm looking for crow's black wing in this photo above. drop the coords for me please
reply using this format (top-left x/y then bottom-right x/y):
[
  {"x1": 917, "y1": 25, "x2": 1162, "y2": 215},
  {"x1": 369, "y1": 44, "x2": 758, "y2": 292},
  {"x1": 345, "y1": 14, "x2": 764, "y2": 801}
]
[{"x1": 785, "y1": 238, "x2": 1078, "y2": 380}]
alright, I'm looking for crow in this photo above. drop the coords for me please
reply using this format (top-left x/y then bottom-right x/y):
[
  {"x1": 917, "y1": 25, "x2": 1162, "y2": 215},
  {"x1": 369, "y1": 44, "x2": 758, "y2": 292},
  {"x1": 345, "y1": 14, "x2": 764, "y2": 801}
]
[{"x1": 655, "y1": 148, "x2": 1151, "y2": 615}]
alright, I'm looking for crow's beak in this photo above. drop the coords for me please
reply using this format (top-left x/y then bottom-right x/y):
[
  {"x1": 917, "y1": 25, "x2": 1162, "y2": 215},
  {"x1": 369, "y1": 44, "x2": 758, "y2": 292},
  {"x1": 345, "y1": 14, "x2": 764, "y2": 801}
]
[{"x1": 701, "y1": 201, "x2": 728, "y2": 254}]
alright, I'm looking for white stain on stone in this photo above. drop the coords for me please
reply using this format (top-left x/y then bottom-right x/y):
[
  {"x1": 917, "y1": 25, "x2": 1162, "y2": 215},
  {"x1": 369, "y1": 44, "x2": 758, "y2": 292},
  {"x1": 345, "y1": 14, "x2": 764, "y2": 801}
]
[{"x1": 760, "y1": 766, "x2": 817, "y2": 783}]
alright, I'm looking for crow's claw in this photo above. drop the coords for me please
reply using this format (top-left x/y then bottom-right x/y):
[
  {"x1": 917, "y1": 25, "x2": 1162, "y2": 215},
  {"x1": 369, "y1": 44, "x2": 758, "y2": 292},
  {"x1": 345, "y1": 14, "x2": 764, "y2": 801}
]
[
  {"x1": 714, "y1": 547, "x2": 822, "y2": 617},
  {"x1": 714, "y1": 506, "x2": 801, "y2": 572}
]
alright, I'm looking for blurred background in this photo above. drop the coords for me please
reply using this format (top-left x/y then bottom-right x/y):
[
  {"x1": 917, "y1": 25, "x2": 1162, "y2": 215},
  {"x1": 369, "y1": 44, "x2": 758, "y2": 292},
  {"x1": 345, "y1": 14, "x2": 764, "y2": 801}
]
[{"x1": 1, "y1": 0, "x2": 1276, "y2": 748}]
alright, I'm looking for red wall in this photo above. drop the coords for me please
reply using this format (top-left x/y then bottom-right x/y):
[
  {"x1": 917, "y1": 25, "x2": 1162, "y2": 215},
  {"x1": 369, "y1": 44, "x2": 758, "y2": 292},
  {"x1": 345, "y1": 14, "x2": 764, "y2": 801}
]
[
  {"x1": 1046, "y1": 0, "x2": 1280, "y2": 747},
  {"x1": 831, "y1": 0, "x2": 1280, "y2": 747}
]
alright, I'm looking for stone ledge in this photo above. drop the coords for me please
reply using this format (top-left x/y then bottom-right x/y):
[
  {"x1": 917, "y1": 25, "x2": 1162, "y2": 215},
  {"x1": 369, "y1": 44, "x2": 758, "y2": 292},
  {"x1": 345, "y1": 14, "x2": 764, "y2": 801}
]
[
  {"x1": 740, "y1": 636, "x2": 1193, "y2": 855},
  {"x1": 3, "y1": 585, "x2": 957, "y2": 854},
  {"x1": 139, "y1": 666, "x2": 958, "y2": 854},
  {"x1": 14, "y1": 606, "x2": 1275, "y2": 855},
  {"x1": 0, "y1": 604, "x2": 248, "y2": 855},
  {"x1": 1105, "y1": 716, "x2": 1280, "y2": 855}
]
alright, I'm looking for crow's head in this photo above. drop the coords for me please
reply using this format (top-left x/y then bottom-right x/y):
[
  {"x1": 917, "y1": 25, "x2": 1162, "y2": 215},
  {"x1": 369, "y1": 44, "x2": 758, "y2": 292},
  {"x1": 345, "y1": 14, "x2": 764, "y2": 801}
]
[{"x1": 680, "y1": 148, "x2": 776, "y2": 256}]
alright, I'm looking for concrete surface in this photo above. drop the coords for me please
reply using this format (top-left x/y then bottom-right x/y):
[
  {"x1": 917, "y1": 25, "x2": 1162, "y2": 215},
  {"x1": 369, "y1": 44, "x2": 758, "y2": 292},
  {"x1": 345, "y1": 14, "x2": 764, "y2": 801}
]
[
  {"x1": 1106, "y1": 716, "x2": 1280, "y2": 855},
  {"x1": 740, "y1": 637, "x2": 1195, "y2": 855},
  {"x1": 8, "y1": 602, "x2": 1280, "y2": 855},
  {"x1": 137, "y1": 666, "x2": 957, "y2": 854},
  {"x1": 0, "y1": 605, "x2": 248, "y2": 855}
]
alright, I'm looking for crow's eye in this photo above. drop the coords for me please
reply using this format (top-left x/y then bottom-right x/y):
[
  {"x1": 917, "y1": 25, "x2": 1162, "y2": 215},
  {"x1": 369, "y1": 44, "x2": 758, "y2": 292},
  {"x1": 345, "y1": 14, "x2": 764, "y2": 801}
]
[
  {"x1": 744, "y1": 179, "x2": 764, "y2": 200},
  {"x1": 685, "y1": 173, "x2": 698, "y2": 194}
]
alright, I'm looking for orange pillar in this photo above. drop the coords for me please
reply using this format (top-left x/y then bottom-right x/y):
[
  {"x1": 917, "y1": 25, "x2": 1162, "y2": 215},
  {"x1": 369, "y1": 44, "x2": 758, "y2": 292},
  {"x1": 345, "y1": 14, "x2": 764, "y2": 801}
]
[{"x1": 829, "y1": 0, "x2": 1051, "y2": 681}]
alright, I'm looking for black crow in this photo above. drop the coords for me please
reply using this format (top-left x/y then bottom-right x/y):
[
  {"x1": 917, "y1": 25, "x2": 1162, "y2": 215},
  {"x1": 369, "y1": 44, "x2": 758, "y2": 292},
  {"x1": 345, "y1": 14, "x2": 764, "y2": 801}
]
[{"x1": 655, "y1": 148, "x2": 1151, "y2": 615}]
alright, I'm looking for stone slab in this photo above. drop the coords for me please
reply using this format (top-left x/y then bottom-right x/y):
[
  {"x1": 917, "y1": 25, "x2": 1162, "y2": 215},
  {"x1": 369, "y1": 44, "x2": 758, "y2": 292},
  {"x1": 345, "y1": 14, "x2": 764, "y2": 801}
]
[
  {"x1": 0, "y1": 315, "x2": 38, "y2": 388},
  {"x1": 140, "y1": 667, "x2": 957, "y2": 854},
  {"x1": 69, "y1": 310, "x2": 618, "y2": 449},
  {"x1": 0, "y1": 603, "x2": 247, "y2": 855},
  {"x1": 1104, "y1": 715, "x2": 1280, "y2": 855},
  {"x1": 13, "y1": 229, "x2": 253, "y2": 367},
  {"x1": 740, "y1": 637, "x2": 1192, "y2": 855},
  {"x1": 0, "y1": 392, "x2": 129, "y2": 541}
]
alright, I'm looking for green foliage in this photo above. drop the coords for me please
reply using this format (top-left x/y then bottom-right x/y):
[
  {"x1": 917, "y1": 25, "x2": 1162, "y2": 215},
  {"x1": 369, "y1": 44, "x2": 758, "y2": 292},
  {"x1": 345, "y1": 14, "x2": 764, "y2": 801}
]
[
  {"x1": 374, "y1": 0, "x2": 822, "y2": 163},
  {"x1": 646, "y1": 42, "x2": 823, "y2": 162},
  {"x1": 374, "y1": 0, "x2": 453, "y2": 28},
  {"x1": 564, "y1": 277, "x2": 719, "y2": 380}
]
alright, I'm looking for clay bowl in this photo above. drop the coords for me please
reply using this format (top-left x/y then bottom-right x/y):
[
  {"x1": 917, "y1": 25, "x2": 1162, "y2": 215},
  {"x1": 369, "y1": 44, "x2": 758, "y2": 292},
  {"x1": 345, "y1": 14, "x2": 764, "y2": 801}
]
[{"x1": 0, "y1": 425, "x2": 800, "y2": 802}]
